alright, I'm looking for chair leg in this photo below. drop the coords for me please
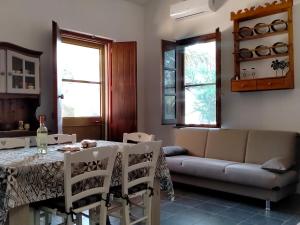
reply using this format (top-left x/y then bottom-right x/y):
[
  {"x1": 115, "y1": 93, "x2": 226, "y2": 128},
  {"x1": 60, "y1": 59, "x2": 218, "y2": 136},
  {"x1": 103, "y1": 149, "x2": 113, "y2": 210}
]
[
  {"x1": 33, "y1": 209, "x2": 40, "y2": 225},
  {"x1": 122, "y1": 200, "x2": 130, "y2": 225},
  {"x1": 144, "y1": 193, "x2": 152, "y2": 225},
  {"x1": 67, "y1": 214, "x2": 73, "y2": 225},
  {"x1": 265, "y1": 200, "x2": 271, "y2": 211},
  {"x1": 45, "y1": 212, "x2": 53, "y2": 225},
  {"x1": 76, "y1": 214, "x2": 82, "y2": 225},
  {"x1": 99, "y1": 202, "x2": 108, "y2": 225}
]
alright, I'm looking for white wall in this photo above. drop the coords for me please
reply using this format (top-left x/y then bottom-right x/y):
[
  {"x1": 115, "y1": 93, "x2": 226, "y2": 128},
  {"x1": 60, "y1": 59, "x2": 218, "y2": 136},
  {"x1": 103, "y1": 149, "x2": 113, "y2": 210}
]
[
  {"x1": 0, "y1": 0, "x2": 145, "y2": 131},
  {"x1": 144, "y1": 0, "x2": 300, "y2": 146}
]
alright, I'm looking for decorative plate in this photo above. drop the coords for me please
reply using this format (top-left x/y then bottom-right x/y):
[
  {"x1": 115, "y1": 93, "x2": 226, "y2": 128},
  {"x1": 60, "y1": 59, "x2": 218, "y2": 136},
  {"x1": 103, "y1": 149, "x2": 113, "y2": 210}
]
[
  {"x1": 272, "y1": 42, "x2": 288, "y2": 54},
  {"x1": 255, "y1": 45, "x2": 271, "y2": 57},
  {"x1": 239, "y1": 48, "x2": 253, "y2": 59},
  {"x1": 254, "y1": 23, "x2": 270, "y2": 35},
  {"x1": 238, "y1": 27, "x2": 253, "y2": 38},
  {"x1": 271, "y1": 19, "x2": 288, "y2": 32}
]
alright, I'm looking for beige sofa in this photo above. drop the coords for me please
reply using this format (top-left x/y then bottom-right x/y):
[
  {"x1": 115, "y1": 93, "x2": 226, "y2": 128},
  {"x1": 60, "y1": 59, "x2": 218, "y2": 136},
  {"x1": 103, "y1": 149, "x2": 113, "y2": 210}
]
[{"x1": 166, "y1": 128, "x2": 299, "y2": 210}]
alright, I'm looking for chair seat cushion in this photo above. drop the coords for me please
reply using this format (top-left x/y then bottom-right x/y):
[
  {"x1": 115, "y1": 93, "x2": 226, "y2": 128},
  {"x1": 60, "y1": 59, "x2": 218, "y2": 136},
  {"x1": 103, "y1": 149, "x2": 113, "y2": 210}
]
[
  {"x1": 166, "y1": 156, "x2": 238, "y2": 181},
  {"x1": 110, "y1": 183, "x2": 149, "y2": 197},
  {"x1": 225, "y1": 163, "x2": 298, "y2": 189}
]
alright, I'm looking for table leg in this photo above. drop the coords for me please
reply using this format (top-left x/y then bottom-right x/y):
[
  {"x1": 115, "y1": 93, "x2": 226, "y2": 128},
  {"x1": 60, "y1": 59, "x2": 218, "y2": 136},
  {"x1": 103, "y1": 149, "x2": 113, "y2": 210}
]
[
  {"x1": 152, "y1": 180, "x2": 160, "y2": 225},
  {"x1": 9, "y1": 205, "x2": 35, "y2": 225}
]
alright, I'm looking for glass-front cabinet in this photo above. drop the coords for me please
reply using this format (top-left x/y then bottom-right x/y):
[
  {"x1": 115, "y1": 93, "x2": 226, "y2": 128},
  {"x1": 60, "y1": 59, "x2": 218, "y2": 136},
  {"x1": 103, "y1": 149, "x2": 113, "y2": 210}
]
[
  {"x1": 0, "y1": 50, "x2": 5, "y2": 93},
  {"x1": 7, "y1": 50, "x2": 40, "y2": 94}
]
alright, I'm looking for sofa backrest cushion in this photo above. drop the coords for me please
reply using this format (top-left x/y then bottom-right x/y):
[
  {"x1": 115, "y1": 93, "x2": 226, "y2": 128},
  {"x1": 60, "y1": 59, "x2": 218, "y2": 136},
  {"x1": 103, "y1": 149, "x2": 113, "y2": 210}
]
[
  {"x1": 245, "y1": 130, "x2": 296, "y2": 165},
  {"x1": 175, "y1": 128, "x2": 208, "y2": 157},
  {"x1": 205, "y1": 129, "x2": 248, "y2": 162}
]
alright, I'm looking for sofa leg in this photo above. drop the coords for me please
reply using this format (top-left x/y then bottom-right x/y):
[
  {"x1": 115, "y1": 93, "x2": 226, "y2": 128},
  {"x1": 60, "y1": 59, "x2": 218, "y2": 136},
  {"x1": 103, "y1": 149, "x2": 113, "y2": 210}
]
[{"x1": 265, "y1": 200, "x2": 271, "y2": 211}]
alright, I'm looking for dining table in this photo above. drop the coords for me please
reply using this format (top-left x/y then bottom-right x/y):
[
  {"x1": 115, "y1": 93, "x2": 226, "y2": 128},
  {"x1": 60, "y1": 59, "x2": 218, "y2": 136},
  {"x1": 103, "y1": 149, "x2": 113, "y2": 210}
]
[{"x1": 0, "y1": 140, "x2": 174, "y2": 225}]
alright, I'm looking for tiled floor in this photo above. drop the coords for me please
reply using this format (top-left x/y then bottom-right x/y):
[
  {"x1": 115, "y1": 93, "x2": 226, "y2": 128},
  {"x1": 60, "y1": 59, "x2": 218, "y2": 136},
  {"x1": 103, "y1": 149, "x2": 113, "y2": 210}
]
[
  {"x1": 160, "y1": 184, "x2": 300, "y2": 225},
  {"x1": 51, "y1": 183, "x2": 300, "y2": 225}
]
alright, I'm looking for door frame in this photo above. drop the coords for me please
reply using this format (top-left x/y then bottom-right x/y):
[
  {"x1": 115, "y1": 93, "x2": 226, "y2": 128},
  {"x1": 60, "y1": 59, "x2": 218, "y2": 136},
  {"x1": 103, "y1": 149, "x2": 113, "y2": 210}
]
[{"x1": 52, "y1": 22, "x2": 113, "y2": 135}]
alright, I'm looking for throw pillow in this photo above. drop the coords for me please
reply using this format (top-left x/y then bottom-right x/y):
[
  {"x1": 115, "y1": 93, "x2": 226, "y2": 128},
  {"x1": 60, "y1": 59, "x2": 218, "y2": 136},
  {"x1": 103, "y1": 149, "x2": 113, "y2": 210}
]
[
  {"x1": 162, "y1": 146, "x2": 188, "y2": 157},
  {"x1": 261, "y1": 156, "x2": 294, "y2": 173}
]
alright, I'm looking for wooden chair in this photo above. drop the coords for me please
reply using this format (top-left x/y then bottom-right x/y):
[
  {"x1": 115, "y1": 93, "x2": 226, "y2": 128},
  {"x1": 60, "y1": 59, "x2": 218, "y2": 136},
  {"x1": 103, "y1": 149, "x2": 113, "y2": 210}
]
[
  {"x1": 109, "y1": 141, "x2": 162, "y2": 225},
  {"x1": 0, "y1": 137, "x2": 30, "y2": 150},
  {"x1": 34, "y1": 145, "x2": 118, "y2": 225},
  {"x1": 123, "y1": 132, "x2": 155, "y2": 143}
]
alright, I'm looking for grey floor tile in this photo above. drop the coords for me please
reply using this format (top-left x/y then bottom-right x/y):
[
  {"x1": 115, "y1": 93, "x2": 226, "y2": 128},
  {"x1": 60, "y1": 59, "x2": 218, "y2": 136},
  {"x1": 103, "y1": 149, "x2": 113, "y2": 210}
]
[
  {"x1": 195, "y1": 202, "x2": 230, "y2": 214},
  {"x1": 193, "y1": 214, "x2": 240, "y2": 225},
  {"x1": 242, "y1": 214, "x2": 285, "y2": 225},
  {"x1": 174, "y1": 196, "x2": 205, "y2": 207},
  {"x1": 218, "y1": 207, "x2": 257, "y2": 223}
]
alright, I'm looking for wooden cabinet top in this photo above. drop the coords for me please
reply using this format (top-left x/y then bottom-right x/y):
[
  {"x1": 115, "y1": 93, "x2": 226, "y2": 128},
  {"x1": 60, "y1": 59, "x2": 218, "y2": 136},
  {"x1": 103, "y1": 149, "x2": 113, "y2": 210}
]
[{"x1": 0, "y1": 42, "x2": 42, "y2": 57}]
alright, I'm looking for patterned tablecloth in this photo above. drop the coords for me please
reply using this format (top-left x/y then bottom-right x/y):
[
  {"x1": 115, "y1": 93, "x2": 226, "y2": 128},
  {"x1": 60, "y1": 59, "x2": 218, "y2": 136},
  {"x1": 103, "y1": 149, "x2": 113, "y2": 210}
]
[{"x1": 0, "y1": 141, "x2": 174, "y2": 225}]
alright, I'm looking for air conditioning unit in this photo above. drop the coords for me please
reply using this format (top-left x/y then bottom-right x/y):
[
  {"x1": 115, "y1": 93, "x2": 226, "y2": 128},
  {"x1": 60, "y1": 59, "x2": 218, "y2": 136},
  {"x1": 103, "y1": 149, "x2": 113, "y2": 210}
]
[{"x1": 170, "y1": 0, "x2": 216, "y2": 19}]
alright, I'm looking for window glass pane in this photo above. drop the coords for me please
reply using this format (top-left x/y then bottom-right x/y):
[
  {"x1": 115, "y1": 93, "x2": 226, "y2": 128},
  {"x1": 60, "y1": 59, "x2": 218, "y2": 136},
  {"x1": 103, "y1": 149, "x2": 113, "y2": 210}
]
[
  {"x1": 164, "y1": 50, "x2": 175, "y2": 68},
  {"x1": 164, "y1": 96, "x2": 176, "y2": 120},
  {"x1": 62, "y1": 82, "x2": 100, "y2": 117},
  {"x1": 164, "y1": 70, "x2": 176, "y2": 95},
  {"x1": 184, "y1": 41, "x2": 216, "y2": 85},
  {"x1": 185, "y1": 85, "x2": 216, "y2": 125},
  {"x1": 61, "y1": 43, "x2": 100, "y2": 82}
]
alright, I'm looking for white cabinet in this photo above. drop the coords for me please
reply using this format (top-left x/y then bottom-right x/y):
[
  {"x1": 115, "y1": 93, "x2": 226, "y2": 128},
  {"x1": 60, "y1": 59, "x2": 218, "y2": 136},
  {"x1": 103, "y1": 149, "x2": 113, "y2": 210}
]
[
  {"x1": 6, "y1": 50, "x2": 40, "y2": 94},
  {"x1": 0, "y1": 50, "x2": 5, "y2": 93},
  {"x1": 0, "y1": 43, "x2": 41, "y2": 96}
]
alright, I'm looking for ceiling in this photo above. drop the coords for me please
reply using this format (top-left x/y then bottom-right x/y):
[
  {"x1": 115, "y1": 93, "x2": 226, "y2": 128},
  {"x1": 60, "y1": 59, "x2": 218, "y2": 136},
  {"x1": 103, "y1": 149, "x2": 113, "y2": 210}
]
[{"x1": 124, "y1": 0, "x2": 151, "y2": 5}]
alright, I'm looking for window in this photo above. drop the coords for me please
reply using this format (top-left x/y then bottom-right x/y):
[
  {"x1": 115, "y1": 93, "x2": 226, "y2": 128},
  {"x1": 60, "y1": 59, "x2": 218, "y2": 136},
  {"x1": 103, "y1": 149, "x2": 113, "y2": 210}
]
[
  {"x1": 60, "y1": 40, "x2": 105, "y2": 119},
  {"x1": 162, "y1": 29, "x2": 221, "y2": 127},
  {"x1": 162, "y1": 41, "x2": 177, "y2": 124}
]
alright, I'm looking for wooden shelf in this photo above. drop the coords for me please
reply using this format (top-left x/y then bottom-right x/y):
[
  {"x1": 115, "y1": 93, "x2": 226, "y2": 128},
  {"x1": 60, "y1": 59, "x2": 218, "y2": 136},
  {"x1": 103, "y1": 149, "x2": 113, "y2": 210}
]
[
  {"x1": 231, "y1": 0, "x2": 294, "y2": 92},
  {"x1": 238, "y1": 53, "x2": 289, "y2": 62},
  {"x1": 236, "y1": 30, "x2": 288, "y2": 42},
  {"x1": 231, "y1": 76, "x2": 293, "y2": 92},
  {"x1": 0, "y1": 93, "x2": 40, "y2": 99},
  {"x1": 0, "y1": 130, "x2": 37, "y2": 138}
]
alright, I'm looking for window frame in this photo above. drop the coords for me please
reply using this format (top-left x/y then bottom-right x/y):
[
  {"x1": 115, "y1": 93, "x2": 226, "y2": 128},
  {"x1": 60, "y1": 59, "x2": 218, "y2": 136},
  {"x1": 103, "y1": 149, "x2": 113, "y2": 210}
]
[
  {"x1": 161, "y1": 28, "x2": 221, "y2": 128},
  {"x1": 60, "y1": 32, "x2": 106, "y2": 123}
]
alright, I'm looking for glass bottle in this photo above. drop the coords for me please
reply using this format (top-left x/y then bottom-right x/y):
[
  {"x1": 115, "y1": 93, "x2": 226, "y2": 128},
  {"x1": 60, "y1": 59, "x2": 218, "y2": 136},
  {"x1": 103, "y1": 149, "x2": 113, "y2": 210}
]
[{"x1": 37, "y1": 115, "x2": 48, "y2": 154}]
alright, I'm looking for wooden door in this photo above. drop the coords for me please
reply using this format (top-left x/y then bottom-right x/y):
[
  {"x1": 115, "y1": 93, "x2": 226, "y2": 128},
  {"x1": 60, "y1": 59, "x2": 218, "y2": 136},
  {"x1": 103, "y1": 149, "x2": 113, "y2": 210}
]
[
  {"x1": 52, "y1": 21, "x2": 63, "y2": 133},
  {"x1": 108, "y1": 42, "x2": 137, "y2": 141}
]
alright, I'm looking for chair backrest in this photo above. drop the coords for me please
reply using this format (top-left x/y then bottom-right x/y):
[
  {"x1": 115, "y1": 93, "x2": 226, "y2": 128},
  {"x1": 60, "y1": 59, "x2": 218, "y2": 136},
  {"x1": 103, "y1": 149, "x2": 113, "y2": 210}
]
[
  {"x1": 64, "y1": 146, "x2": 118, "y2": 213},
  {"x1": 47, "y1": 134, "x2": 77, "y2": 145},
  {"x1": 0, "y1": 137, "x2": 30, "y2": 150},
  {"x1": 121, "y1": 141, "x2": 162, "y2": 195},
  {"x1": 123, "y1": 132, "x2": 155, "y2": 143}
]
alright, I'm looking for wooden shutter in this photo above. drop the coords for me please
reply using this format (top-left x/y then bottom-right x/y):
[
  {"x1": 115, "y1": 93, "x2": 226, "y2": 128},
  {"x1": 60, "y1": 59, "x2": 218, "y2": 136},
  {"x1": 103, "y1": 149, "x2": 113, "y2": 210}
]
[
  {"x1": 52, "y1": 21, "x2": 63, "y2": 133},
  {"x1": 108, "y1": 42, "x2": 137, "y2": 141},
  {"x1": 215, "y1": 28, "x2": 222, "y2": 128},
  {"x1": 161, "y1": 40, "x2": 177, "y2": 125}
]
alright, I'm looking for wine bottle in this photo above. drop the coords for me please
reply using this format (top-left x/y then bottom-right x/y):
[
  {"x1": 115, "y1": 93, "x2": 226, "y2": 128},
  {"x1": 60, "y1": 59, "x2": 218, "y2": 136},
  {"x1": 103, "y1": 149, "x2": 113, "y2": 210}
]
[{"x1": 37, "y1": 115, "x2": 48, "y2": 154}]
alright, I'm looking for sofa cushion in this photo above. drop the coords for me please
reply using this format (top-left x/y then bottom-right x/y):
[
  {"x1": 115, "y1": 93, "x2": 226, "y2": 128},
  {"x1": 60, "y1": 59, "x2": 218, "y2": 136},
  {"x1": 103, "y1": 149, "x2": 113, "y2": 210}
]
[
  {"x1": 205, "y1": 129, "x2": 248, "y2": 162},
  {"x1": 225, "y1": 163, "x2": 298, "y2": 189},
  {"x1": 175, "y1": 128, "x2": 208, "y2": 157},
  {"x1": 261, "y1": 157, "x2": 294, "y2": 173},
  {"x1": 245, "y1": 130, "x2": 296, "y2": 165},
  {"x1": 166, "y1": 156, "x2": 238, "y2": 181}
]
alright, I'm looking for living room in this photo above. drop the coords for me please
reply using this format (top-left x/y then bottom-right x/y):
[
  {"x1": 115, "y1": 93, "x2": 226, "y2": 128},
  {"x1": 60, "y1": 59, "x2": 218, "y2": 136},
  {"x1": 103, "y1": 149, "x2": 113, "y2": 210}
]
[{"x1": 0, "y1": 0, "x2": 300, "y2": 225}]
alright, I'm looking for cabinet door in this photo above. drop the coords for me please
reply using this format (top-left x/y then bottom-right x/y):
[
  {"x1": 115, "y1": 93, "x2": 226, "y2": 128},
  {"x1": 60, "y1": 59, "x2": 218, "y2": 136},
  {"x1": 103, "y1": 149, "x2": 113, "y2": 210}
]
[
  {"x1": 7, "y1": 50, "x2": 40, "y2": 94},
  {"x1": 0, "y1": 50, "x2": 5, "y2": 93}
]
